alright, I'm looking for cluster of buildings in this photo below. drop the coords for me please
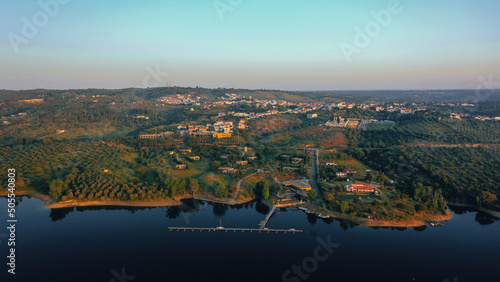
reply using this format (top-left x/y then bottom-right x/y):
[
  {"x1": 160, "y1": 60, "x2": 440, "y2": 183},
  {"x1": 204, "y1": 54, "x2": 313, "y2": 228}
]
[
  {"x1": 217, "y1": 109, "x2": 280, "y2": 119},
  {"x1": 213, "y1": 121, "x2": 233, "y2": 133},
  {"x1": 139, "y1": 121, "x2": 238, "y2": 140},
  {"x1": 439, "y1": 103, "x2": 475, "y2": 107},
  {"x1": 450, "y1": 113, "x2": 500, "y2": 121},
  {"x1": 168, "y1": 119, "x2": 247, "y2": 139},
  {"x1": 475, "y1": 116, "x2": 500, "y2": 121},
  {"x1": 218, "y1": 167, "x2": 238, "y2": 174},
  {"x1": 157, "y1": 94, "x2": 201, "y2": 105},
  {"x1": 325, "y1": 117, "x2": 349, "y2": 128},
  {"x1": 19, "y1": 98, "x2": 43, "y2": 104},
  {"x1": 218, "y1": 93, "x2": 240, "y2": 101}
]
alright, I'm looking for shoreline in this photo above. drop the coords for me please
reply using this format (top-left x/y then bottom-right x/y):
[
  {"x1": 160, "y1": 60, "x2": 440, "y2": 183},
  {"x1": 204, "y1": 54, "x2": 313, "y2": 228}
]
[
  {"x1": 0, "y1": 190, "x2": 256, "y2": 209},
  {"x1": 358, "y1": 210, "x2": 454, "y2": 228},
  {"x1": 44, "y1": 194, "x2": 256, "y2": 209},
  {"x1": 448, "y1": 202, "x2": 500, "y2": 219},
  {"x1": 311, "y1": 207, "x2": 454, "y2": 228},
  {"x1": 0, "y1": 190, "x2": 474, "y2": 228}
]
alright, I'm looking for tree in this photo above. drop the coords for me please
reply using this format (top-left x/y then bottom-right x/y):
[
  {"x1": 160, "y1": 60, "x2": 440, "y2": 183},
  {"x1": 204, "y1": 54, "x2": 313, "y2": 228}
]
[
  {"x1": 214, "y1": 182, "x2": 228, "y2": 198},
  {"x1": 49, "y1": 179, "x2": 68, "y2": 200},
  {"x1": 365, "y1": 172, "x2": 373, "y2": 183},
  {"x1": 262, "y1": 184, "x2": 270, "y2": 200},
  {"x1": 212, "y1": 160, "x2": 221, "y2": 170},
  {"x1": 480, "y1": 191, "x2": 498, "y2": 205},
  {"x1": 187, "y1": 177, "x2": 200, "y2": 194},
  {"x1": 308, "y1": 189, "x2": 318, "y2": 200},
  {"x1": 414, "y1": 203, "x2": 427, "y2": 212},
  {"x1": 255, "y1": 181, "x2": 270, "y2": 199},
  {"x1": 341, "y1": 201, "x2": 349, "y2": 213},
  {"x1": 324, "y1": 193, "x2": 335, "y2": 202}
]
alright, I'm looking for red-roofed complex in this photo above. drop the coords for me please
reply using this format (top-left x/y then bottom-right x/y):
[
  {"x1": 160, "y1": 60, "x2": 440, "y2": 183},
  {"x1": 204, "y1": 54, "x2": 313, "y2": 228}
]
[{"x1": 345, "y1": 183, "x2": 375, "y2": 193}]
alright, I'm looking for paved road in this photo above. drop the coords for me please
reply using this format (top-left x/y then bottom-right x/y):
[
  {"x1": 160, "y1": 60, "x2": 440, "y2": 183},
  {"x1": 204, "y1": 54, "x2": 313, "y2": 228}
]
[{"x1": 308, "y1": 148, "x2": 321, "y2": 197}]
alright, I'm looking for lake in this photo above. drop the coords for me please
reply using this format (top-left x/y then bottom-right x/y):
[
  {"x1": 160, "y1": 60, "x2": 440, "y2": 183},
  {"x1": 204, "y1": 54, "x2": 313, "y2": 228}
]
[{"x1": 1, "y1": 197, "x2": 499, "y2": 282}]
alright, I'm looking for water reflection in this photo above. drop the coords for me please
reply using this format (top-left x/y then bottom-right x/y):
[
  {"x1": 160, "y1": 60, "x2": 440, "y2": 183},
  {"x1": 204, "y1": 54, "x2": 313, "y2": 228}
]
[
  {"x1": 413, "y1": 225, "x2": 427, "y2": 232},
  {"x1": 475, "y1": 212, "x2": 498, "y2": 225},
  {"x1": 48, "y1": 205, "x2": 154, "y2": 221},
  {"x1": 213, "y1": 203, "x2": 228, "y2": 216},
  {"x1": 255, "y1": 200, "x2": 269, "y2": 215},
  {"x1": 306, "y1": 213, "x2": 317, "y2": 225},
  {"x1": 337, "y1": 218, "x2": 359, "y2": 230},
  {"x1": 49, "y1": 207, "x2": 74, "y2": 221},
  {"x1": 449, "y1": 205, "x2": 499, "y2": 225},
  {"x1": 41, "y1": 197, "x2": 500, "y2": 230},
  {"x1": 166, "y1": 206, "x2": 181, "y2": 219}
]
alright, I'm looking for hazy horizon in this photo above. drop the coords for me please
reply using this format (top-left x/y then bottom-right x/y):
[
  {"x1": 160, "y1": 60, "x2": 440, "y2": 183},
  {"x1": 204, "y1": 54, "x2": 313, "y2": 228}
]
[
  {"x1": 3, "y1": 86, "x2": 500, "y2": 93},
  {"x1": 2, "y1": 0, "x2": 500, "y2": 91}
]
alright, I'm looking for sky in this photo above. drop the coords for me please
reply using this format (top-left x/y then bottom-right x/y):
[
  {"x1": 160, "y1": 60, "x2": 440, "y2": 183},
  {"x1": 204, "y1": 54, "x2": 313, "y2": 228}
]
[{"x1": 1, "y1": 0, "x2": 500, "y2": 91}]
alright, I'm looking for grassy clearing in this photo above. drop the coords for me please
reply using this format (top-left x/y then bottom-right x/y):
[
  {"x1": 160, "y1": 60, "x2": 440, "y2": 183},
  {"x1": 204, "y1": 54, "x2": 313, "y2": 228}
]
[
  {"x1": 241, "y1": 173, "x2": 273, "y2": 191},
  {"x1": 367, "y1": 122, "x2": 394, "y2": 131}
]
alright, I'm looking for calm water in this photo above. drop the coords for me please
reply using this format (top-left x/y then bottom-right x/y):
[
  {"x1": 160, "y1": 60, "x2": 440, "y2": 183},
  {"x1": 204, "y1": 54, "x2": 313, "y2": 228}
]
[{"x1": 1, "y1": 197, "x2": 500, "y2": 282}]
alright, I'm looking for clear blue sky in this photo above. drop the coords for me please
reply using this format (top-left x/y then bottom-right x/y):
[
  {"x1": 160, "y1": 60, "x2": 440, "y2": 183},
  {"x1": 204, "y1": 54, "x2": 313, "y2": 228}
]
[{"x1": 2, "y1": 0, "x2": 500, "y2": 90}]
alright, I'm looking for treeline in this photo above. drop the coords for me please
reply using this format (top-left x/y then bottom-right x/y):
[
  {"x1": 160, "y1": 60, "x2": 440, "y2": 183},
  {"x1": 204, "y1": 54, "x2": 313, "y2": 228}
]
[
  {"x1": 359, "y1": 147, "x2": 500, "y2": 210},
  {"x1": 52, "y1": 169, "x2": 202, "y2": 202},
  {"x1": 344, "y1": 116, "x2": 500, "y2": 148}
]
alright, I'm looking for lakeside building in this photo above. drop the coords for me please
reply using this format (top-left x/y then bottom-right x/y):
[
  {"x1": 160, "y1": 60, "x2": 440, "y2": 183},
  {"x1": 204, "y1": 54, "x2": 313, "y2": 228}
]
[
  {"x1": 212, "y1": 133, "x2": 232, "y2": 139},
  {"x1": 282, "y1": 180, "x2": 312, "y2": 193},
  {"x1": 139, "y1": 132, "x2": 174, "y2": 139},
  {"x1": 282, "y1": 179, "x2": 313, "y2": 198},
  {"x1": 19, "y1": 98, "x2": 44, "y2": 103},
  {"x1": 336, "y1": 172, "x2": 347, "y2": 178},
  {"x1": 345, "y1": 183, "x2": 375, "y2": 193},
  {"x1": 218, "y1": 167, "x2": 238, "y2": 174},
  {"x1": 325, "y1": 118, "x2": 348, "y2": 128}
]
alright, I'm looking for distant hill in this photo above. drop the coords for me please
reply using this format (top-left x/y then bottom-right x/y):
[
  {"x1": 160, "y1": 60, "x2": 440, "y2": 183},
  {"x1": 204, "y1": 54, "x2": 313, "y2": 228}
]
[{"x1": 1, "y1": 87, "x2": 499, "y2": 104}]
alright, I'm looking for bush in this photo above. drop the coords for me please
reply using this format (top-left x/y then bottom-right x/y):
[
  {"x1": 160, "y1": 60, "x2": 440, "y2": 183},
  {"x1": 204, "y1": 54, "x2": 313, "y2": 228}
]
[
  {"x1": 396, "y1": 203, "x2": 406, "y2": 210},
  {"x1": 414, "y1": 203, "x2": 427, "y2": 212}
]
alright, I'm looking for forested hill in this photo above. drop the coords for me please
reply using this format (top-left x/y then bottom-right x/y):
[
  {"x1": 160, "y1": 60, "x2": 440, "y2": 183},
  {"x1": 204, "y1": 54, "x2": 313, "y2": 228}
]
[{"x1": 3, "y1": 87, "x2": 499, "y2": 104}]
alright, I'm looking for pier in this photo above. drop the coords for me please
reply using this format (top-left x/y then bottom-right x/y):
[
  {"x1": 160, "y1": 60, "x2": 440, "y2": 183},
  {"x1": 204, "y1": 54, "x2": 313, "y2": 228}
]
[
  {"x1": 259, "y1": 205, "x2": 277, "y2": 230},
  {"x1": 169, "y1": 197, "x2": 304, "y2": 233},
  {"x1": 169, "y1": 208, "x2": 303, "y2": 234},
  {"x1": 168, "y1": 226, "x2": 302, "y2": 234}
]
